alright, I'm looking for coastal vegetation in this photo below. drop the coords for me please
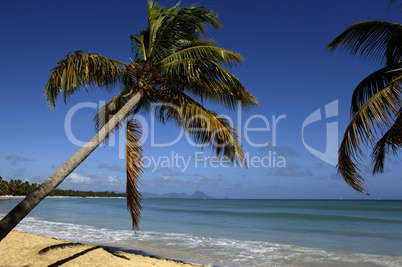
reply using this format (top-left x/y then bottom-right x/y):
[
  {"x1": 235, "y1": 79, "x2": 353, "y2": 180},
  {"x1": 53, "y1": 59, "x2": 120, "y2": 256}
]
[
  {"x1": 0, "y1": 176, "x2": 212, "y2": 198},
  {"x1": 0, "y1": 1, "x2": 257, "y2": 241},
  {"x1": 0, "y1": 177, "x2": 38, "y2": 196},
  {"x1": 0, "y1": 176, "x2": 125, "y2": 197},
  {"x1": 328, "y1": 1, "x2": 402, "y2": 194}
]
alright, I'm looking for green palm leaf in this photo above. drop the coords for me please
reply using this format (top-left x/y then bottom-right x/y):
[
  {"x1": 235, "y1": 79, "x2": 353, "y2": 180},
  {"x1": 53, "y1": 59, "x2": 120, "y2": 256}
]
[
  {"x1": 350, "y1": 64, "x2": 402, "y2": 115},
  {"x1": 328, "y1": 20, "x2": 402, "y2": 65},
  {"x1": 131, "y1": 33, "x2": 148, "y2": 60},
  {"x1": 136, "y1": 1, "x2": 222, "y2": 61},
  {"x1": 338, "y1": 76, "x2": 402, "y2": 193},
  {"x1": 372, "y1": 111, "x2": 402, "y2": 173},
  {"x1": 329, "y1": 9, "x2": 402, "y2": 193},
  {"x1": 160, "y1": 39, "x2": 243, "y2": 67},
  {"x1": 163, "y1": 57, "x2": 258, "y2": 109}
]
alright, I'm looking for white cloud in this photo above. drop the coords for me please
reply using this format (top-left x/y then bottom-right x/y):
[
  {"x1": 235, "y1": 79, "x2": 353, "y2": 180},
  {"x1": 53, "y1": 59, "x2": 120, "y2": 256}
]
[
  {"x1": 67, "y1": 173, "x2": 92, "y2": 184},
  {"x1": 107, "y1": 176, "x2": 124, "y2": 186}
]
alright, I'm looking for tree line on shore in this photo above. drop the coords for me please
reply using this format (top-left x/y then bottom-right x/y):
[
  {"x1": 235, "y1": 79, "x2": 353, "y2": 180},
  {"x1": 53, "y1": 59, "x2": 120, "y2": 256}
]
[{"x1": 0, "y1": 176, "x2": 125, "y2": 197}]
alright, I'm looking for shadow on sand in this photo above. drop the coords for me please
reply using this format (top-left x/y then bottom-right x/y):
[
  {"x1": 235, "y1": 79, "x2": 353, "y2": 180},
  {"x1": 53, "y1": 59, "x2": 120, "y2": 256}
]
[
  {"x1": 38, "y1": 241, "x2": 199, "y2": 267},
  {"x1": 38, "y1": 242, "x2": 130, "y2": 267}
]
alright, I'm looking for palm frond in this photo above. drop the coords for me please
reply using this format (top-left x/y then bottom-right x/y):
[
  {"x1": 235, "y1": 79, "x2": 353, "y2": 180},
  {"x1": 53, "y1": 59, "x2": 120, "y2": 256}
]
[
  {"x1": 44, "y1": 51, "x2": 125, "y2": 110},
  {"x1": 154, "y1": 90, "x2": 246, "y2": 166},
  {"x1": 146, "y1": 1, "x2": 166, "y2": 59},
  {"x1": 160, "y1": 39, "x2": 244, "y2": 67},
  {"x1": 145, "y1": 1, "x2": 222, "y2": 61},
  {"x1": 187, "y1": 78, "x2": 258, "y2": 110},
  {"x1": 163, "y1": 57, "x2": 258, "y2": 109},
  {"x1": 351, "y1": 64, "x2": 402, "y2": 115},
  {"x1": 126, "y1": 121, "x2": 144, "y2": 230},
  {"x1": 328, "y1": 20, "x2": 402, "y2": 65},
  {"x1": 338, "y1": 77, "x2": 402, "y2": 193},
  {"x1": 172, "y1": 2, "x2": 222, "y2": 34},
  {"x1": 131, "y1": 33, "x2": 148, "y2": 61},
  {"x1": 372, "y1": 111, "x2": 402, "y2": 173}
]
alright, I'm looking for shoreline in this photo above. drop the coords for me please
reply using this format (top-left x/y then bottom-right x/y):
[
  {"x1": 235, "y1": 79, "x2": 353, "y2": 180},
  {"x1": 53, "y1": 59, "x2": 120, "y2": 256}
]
[
  {"x1": 2, "y1": 195, "x2": 402, "y2": 200},
  {"x1": 0, "y1": 230, "x2": 203, "y2": 267},
  {"x1": 0, "y1": 195, "x2": 125, "y2": 199}
]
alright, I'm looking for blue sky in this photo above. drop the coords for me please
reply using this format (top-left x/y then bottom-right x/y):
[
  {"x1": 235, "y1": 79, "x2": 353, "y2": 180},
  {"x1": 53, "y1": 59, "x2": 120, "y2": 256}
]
[{"x1": 0, "y1": 0, "x2": 401, "y2": 199}]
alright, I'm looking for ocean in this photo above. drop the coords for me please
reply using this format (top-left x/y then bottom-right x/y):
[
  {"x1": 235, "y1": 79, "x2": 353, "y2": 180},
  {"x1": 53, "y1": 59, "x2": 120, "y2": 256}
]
[{"x1": 1, "y1": 198, "x2": 401, "y2": 266}]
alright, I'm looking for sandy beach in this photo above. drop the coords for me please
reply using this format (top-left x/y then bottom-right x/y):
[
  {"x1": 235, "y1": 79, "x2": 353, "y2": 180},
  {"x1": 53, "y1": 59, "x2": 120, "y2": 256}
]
[{"x1": 0, "y1": 231, "x2": 202, "y2": 267}]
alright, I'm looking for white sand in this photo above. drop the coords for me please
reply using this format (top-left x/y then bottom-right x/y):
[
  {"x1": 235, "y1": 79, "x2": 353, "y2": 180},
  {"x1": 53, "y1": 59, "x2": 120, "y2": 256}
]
[{"x1": 0, "y1": 231, "x2": 203, "y2": 267}]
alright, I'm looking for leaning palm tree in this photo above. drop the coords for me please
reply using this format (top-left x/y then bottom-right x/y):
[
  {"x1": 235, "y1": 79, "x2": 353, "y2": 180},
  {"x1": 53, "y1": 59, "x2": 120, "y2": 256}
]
[
  {"x1": 328, "y1": 19, "x2": 402, "y2": 193},
  {"x1": 0, "y1": 1, "x2": 257, "y2": 241}
]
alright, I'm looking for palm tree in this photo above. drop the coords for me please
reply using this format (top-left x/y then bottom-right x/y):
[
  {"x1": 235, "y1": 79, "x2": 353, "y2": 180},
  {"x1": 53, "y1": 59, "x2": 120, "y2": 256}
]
[
  {"x1": 328, "y1": 18, "x2": 402, "y2": 193},
  {"x1": 0, "y1": 177, "x2": 7, "y2": 196},
  {"x1": 0, "y1": 1, "x2": 257, "y2": 241}
]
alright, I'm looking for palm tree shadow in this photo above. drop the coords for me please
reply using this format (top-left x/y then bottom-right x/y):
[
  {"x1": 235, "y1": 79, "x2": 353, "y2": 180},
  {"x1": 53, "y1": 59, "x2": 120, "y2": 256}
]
[{"x1": 38, "y1": 242, "x2": 129, "y2": 267}]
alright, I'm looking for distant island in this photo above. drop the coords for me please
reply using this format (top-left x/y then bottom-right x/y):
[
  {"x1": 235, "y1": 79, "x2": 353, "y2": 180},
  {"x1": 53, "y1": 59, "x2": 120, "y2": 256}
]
[{"x1": 0, "y1": 176, "x2": 214, "y2": 199}]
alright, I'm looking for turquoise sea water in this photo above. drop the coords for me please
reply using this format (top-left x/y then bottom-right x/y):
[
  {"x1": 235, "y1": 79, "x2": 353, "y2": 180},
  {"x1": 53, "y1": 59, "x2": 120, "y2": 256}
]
[{"x1": 1, "y1": 198, "x2": 401, "y2": 266}]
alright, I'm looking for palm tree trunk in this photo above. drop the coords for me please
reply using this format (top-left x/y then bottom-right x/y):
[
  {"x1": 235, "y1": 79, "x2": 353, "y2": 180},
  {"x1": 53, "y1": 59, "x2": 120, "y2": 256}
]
[{"x1": 0, "y1": 89, "x2": 144, "y2": 242}]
